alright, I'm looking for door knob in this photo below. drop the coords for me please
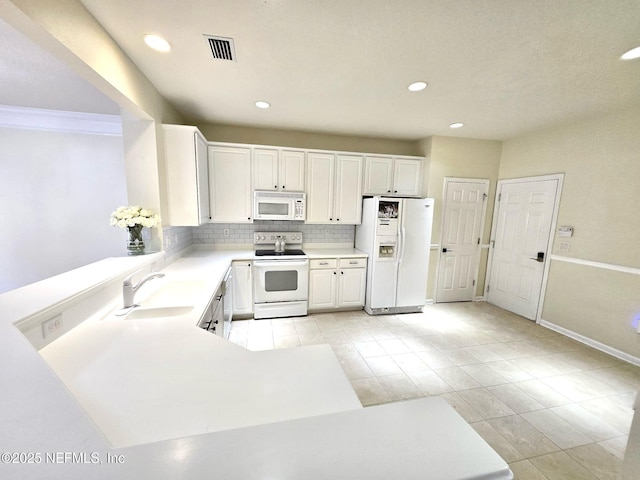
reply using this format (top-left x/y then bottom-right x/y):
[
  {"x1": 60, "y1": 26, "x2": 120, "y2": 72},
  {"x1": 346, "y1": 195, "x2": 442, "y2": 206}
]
[
  {"x1": 442, "y1": 248, "x2": 453, "y2": 253},
  {"x1": 529, "y1": 252, "x2": 545, "y2": 262}
]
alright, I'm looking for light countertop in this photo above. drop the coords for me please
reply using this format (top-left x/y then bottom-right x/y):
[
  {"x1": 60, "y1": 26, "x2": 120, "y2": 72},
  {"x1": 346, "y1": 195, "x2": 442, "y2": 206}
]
[
  {"x1": 305, "y1": 247, "x2": 368, "y2": 258},
  {"x1": 0, "y1": 246, "x2": 511, "y2": 479}
]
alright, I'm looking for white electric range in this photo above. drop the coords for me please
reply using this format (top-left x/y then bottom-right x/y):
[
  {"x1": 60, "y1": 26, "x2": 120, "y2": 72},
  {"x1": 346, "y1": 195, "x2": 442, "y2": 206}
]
[{"x1": 253, "y1": 232, "x2": 309, "y2": 319}]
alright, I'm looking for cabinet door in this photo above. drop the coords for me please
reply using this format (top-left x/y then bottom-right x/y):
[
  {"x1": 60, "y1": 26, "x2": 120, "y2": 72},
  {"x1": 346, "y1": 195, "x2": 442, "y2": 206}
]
[
  {"x1": 393, "y1": 158, "x2": 422, "y2": 196},
  {"x1": 232, "y1": 261, "x2": 253, "y2": 315},
  {"x1": 306, "y1": 152, "x2": 334, "y2": 223},
  {"x1": 195, "y1": 132, "x2": 210, "y2": 224},
  {"x1": 334, "y1": 154, "x2": 363, "y2": 224},
  {"x1": 253, "y1": 148, "x2": 279, "y2": 191},
  {"x1": 308, "y1": 268, "x2": 337, "y2": 309},
  {"x1": 363, "y1": 156, "x2": 393, "y2": 195},
  {"x1": 209, "y1": 145, "x2": 253, "y2": 223},
  {"x1": 280, "y1": 150, "x2": 305, "y2": 191},
  {"x1": 164, "y1": 125, "x2": 210, "y2": 226},
  {"x1": 338, "y1": 268, "x2": 366, "y2": 307}
]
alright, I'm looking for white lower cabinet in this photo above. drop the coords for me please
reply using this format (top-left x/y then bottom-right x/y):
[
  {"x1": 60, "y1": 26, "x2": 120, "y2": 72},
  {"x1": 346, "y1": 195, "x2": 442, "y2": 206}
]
[
  {"x1": 308, "y1": 257, "x2": 366, "y2": 311},
  {"x1": 232, "y1": 260, "x2": 253, "y2": 316}
]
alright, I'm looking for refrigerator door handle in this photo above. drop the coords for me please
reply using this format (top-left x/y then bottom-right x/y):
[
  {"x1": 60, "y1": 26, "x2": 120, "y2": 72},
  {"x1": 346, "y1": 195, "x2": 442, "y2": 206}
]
[{"x1": 398, "y1": 226, "x2": 406, "y2": 264}]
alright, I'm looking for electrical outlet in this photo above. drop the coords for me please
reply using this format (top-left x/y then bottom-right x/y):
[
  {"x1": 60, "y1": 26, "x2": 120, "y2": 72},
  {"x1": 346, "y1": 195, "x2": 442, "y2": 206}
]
[
  {"x1": 223, "y1": 228, "x2": 230, "y2": 237},
  {"x1": 165, "y1": 236, "x2": 172, "y2": 247},
  {"x1": 42, "y1": 314, "x2": 63, "y2": 339},
  {"x1": 558, "y1": 241, "x2": 570, "y2": 253}
]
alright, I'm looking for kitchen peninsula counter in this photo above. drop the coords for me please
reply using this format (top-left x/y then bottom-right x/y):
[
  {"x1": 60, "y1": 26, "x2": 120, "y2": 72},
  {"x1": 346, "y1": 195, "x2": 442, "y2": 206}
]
[{"x1": 0, "y1": 247, "x2": 511, "y2": 480}]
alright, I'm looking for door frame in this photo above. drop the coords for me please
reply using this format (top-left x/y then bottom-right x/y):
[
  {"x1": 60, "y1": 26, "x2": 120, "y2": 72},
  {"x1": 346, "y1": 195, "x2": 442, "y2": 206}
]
[
  {"x1": 434, "y1": 177, "x2": 490, "y2": 304},
  {"x1": 484, "y1": 173, "x2": 564, "y2": 323}
]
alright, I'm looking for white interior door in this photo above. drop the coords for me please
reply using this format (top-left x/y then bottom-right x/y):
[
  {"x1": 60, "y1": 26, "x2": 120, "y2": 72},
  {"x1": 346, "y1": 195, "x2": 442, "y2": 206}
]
[
  {"x1": 436, "y1": 179, "x2": 489, "y2": 303},
  {"x1": 487, "y1": 177, "x2": 560, "y2": 320}
]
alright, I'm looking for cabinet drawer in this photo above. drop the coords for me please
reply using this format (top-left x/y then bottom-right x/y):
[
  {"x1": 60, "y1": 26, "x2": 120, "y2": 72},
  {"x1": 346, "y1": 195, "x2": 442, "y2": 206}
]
[
  {"x1": 310, "y1": 258, "x2": 338, "y2": 269},
  {"x1": 339, "y1": 257, "x2": 366, "y2": 268}
]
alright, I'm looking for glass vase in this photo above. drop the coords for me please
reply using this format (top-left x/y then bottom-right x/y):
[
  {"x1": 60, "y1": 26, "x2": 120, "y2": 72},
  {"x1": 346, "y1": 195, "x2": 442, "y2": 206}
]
[{"x1": 127, "y1": 225, "x2": 145, "y2": 256}]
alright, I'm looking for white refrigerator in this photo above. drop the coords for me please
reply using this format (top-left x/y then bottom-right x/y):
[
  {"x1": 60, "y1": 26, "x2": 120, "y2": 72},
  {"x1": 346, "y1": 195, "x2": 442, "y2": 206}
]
[{"x1": 355, "y1": 197, "x2": 434, "y2": 315}]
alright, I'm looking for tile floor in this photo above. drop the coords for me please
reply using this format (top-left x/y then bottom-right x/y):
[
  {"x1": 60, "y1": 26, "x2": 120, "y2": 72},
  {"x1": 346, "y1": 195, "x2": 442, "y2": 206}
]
[{"x1": 228, "y1": 302, "x2": 640, "y2": 480}]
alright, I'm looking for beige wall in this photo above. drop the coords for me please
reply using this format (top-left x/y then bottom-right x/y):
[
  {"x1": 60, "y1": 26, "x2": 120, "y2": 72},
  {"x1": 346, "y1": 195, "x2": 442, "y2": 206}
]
[
  {"x1": 419, "y1": 136, "x2": 503, "y2": 300},
  {"x1": 500, "y1": 105, "x2": 640, "y2": 360},
  {"x1": 198, "y1": 124, "x2": 421, "y2": 156}
]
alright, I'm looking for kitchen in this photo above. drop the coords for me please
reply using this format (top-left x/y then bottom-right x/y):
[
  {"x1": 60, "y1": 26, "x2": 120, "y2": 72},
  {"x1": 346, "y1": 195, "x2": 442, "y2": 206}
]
[{"x1": 1, "y1": 1, "x2": 640, "y2": 479}]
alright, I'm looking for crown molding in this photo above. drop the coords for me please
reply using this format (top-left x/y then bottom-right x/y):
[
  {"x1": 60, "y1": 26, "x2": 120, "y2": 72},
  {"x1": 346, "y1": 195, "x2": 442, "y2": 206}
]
[{"x1": 0, "y1": 105, "x2": 122, "y2": 136}]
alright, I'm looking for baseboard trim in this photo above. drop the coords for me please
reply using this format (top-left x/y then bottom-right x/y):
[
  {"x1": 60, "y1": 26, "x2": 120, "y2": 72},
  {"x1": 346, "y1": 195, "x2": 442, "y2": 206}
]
[{"x1": 539, "y1": 319, "x2": 640, "y2": 367}]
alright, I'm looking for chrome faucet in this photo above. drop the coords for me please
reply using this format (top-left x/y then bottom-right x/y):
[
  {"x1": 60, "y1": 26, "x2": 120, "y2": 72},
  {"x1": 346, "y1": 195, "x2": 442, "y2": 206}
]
[{"x1": 122, "y1": 270, "x2": 165, "y2": 309}]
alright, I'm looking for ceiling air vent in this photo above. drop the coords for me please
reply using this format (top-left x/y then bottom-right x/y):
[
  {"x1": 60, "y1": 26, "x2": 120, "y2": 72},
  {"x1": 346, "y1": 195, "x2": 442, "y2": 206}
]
[{"x1": 204, "y1": 35, "x2": 236, "y2": 61}]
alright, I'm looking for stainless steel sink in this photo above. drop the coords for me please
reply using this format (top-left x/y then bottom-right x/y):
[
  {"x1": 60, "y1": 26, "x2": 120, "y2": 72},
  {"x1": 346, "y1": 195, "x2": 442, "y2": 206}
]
[{"x1": 124, "y1": 305, "x2": 194, "y2": 320}]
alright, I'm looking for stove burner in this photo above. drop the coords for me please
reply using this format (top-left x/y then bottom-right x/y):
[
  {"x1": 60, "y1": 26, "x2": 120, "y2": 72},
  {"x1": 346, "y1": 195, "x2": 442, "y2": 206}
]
[{"x1": 255, "y1": 249, "x2": 306, "y2": 257}]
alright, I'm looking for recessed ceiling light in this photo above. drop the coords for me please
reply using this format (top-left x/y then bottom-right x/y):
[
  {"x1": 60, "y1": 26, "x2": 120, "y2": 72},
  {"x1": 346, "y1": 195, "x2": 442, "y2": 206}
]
[
  {"x1": 408, "y1": 81, "x2": 428, "y2": 92},
  {"x1": 255, "y1": 101, "x2": 271, "y2": 109},
  {"x1": 144, "y1": 34, "x2": 171, "y2": 52},
  {"x1": 621, "y1": 46, "x2": 640, "y2": 60},
  {"x1": 449, "y1": 122, "x2": 464, "y2": 129}
]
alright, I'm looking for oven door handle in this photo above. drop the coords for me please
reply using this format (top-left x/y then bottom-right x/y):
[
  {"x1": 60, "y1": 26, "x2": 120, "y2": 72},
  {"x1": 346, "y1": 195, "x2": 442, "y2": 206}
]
[{"x1": 253, "y1": 260, "x2": 309, "y2": 269}]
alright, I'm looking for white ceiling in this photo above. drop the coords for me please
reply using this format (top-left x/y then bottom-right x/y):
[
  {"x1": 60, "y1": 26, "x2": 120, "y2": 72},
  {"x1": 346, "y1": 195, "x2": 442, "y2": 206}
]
[
  {"x1": 0, "y1": 17, "x2": 119, "y2": 115},
  {"x1": 77, "y1": 0, "x2": 640, "y2": 141}
]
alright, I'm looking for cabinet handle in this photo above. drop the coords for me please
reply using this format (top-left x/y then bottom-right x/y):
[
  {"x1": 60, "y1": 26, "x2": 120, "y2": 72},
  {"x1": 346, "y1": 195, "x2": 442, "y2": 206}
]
[
  {"x1": 274, "y1": 185, "x2": 278, "y2": 188},
  {"x1": 340, "y1": 271, "x2": 344, "y2": 275},
  {"x1": 282, "y1": 185, "x2": 285, "y2": 189},
  {"x1": 336, "y1": 218, "x2": 340, "y2": 222},
  {"x1": 333, "y1": 271, "x2": 337, "y2": 275},
  {"x1": 319, "y1": 261, "x2": 329, "y2": 265},
  {"x1": 387, "y1": 190, "x2": 391, "y2": 193},
  {"x1": 329, "y1": 218, "x2": 333, "y2": 221},
  {"x1": 394, "y1": 190, "x2": 398, "y2": 193},
  {"x1": 349, "y1": 261, "x2": 358, "y2": 264}
]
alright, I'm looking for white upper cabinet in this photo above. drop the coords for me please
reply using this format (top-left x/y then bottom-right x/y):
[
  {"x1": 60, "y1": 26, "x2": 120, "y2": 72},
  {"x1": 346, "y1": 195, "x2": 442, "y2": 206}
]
[
  {"x1": 306, "y1": 152, "x2": 335, "y2": 223},
  {"x1": 363, "y1": 156, "x2": 422, "y2": 197},
  {"x1": 363, "y1": 156, "x2": 394, "y2": 195},
  {"x1": 253, "y1": 148, "x2": 305, "y2": 192},
  {"x1": 306, "y1": 152, "x2": 362, "y2": 224},
  {"x1": 393, "y1": 158, "x2": 422, "y2": 196},
  {"x1": 163, "y1": 125, "x2": 210, "y2": 226},
  {"x1": 335, "y1": 154, "x2": 364, "y2": 224},
  {"x1": 208, "y1": 145, "x2": 253, "y2": 223}
]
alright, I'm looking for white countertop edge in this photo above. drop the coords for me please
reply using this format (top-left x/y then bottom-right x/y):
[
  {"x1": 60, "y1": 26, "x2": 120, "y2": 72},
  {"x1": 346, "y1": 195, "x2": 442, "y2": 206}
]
[
  {"x1": 106, "y1": 397, "x2": 513, "y2": 480},
  {"x1": 1, "y1": 252, "x2": 165, "y2": 327},
  {"x1": 305, "y1": 247, "x2": 368, "y2": 258}
]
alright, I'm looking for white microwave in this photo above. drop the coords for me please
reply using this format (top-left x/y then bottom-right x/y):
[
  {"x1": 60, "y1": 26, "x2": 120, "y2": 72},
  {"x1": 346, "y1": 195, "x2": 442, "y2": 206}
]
[{"x1": 253, "y1": 191, "x2": 306, "y2": 221}]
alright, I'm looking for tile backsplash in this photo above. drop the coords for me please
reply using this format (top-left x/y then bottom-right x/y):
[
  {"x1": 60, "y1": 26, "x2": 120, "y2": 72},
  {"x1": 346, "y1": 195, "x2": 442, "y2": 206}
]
[
  {"x1": 193, "y1": 221, "x2": 355, "y2": 245},
  {"x1": 162, "y1": 225, "x2": 194, "y2": 258}
]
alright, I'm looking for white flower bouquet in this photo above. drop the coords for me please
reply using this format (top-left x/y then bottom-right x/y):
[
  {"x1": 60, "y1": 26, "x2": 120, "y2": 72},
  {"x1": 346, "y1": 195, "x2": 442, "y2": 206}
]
[
  {"x1": 110, "y1": 206, "x2": 161, "y2": 229},
  {"x1": 110, "y1": 206, "x2": 161, "y2": 255}
]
